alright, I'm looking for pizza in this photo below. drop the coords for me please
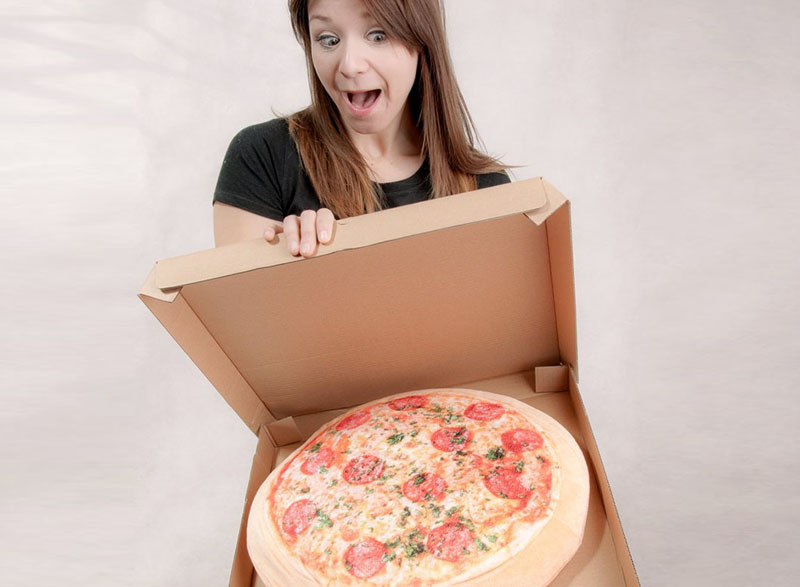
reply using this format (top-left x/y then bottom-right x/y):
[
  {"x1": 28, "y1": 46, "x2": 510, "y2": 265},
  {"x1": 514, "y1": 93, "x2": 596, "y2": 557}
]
[{"x1": 247, "y1": 389, "x2": 588, "y2": 586}]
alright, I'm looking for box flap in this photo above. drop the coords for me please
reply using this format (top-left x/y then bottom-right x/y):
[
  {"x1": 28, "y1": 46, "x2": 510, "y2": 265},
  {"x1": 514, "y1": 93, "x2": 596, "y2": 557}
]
[
  {"x1": 140, "y1": 178, "x2": 579, "y2": 426},
  {"x1": 155, "y1": 179, "x2": 547, "y2": 290}
]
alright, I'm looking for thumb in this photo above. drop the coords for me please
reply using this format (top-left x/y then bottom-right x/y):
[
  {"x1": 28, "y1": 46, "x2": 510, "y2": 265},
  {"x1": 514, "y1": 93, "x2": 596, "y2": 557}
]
[{"x1": 264, "y1": 222, "x2": 284, "y2": 241}]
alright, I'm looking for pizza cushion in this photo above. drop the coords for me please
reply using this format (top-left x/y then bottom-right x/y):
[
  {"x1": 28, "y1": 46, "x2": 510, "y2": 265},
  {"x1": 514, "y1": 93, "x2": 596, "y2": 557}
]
[{"x1": 248, "y1": 389, "x2": 589, "y2": 585}]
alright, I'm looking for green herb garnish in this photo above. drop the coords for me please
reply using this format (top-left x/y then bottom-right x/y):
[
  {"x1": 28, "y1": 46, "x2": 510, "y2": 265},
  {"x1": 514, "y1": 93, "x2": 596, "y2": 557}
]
[
  {"x1": 404, "y1": 541, "x2": 425, "y2": 558},
  {"x1": 486, "y1": 447, "x2": 505, "y2": 461},
  {"x1": 315, "y1": 509, "x2": 332, "y2": 527},
  {"x1": 385, "y1": 537, "x2": 401, "y2": 549},
  {"x1": 387, "y1": 432, "x2": 405, "y2": 445}
]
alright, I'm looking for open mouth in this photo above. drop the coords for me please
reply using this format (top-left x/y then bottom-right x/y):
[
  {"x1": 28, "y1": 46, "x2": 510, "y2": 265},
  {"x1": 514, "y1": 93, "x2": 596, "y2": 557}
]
[{"x1": 346, "y1": 89, "x2": 381, "y2": 110}]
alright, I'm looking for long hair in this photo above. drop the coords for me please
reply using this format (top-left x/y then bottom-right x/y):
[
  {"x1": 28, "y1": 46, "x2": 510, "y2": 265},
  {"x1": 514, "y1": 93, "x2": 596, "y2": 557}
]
[{"x1": 288, "y1": 0, "x2": 506, "y2": 218}]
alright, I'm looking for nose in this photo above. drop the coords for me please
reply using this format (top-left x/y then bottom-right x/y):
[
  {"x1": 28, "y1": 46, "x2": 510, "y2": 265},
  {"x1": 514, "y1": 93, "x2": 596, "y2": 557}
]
[{"x1": 338, "y1": 40, "x2": 369, "y2": 78}]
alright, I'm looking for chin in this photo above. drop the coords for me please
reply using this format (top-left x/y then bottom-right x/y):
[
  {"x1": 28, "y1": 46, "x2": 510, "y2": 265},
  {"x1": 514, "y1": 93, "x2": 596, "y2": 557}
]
[
  {"x1": 349, "y1": 113, "x2": 408, "y2": 139},
  {"x1": 346, "y1": 120, "x2": 386, "y2": 135}
]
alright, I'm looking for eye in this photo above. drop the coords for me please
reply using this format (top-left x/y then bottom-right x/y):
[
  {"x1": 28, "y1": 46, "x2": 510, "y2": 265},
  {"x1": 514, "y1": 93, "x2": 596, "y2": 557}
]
[
  {"x1": 367, "y1": 29, "x2": 387, "y2": 43},
  {"x1": 315, "y1": 33, "x2": 340, "y2": 49}
]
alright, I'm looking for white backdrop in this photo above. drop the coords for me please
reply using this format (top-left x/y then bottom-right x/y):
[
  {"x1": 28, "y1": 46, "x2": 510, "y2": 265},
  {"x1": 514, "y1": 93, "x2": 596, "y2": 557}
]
[{"x1": 4, "y1": 1, "x2": 799, "y2": 585}]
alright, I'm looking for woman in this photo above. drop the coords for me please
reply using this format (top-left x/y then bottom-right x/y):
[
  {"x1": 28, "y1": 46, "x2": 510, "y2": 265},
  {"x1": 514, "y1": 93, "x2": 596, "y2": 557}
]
[{"x1": 213, "y1": 0, "x2": 509, "y2": 253}]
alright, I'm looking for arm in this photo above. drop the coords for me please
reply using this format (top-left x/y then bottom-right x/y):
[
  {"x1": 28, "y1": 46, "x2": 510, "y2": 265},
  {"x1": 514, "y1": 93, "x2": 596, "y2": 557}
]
[
  {"x1": 213, "y1": 202, "x2": 335, "y2": 257},
  {"x1": 213, "y1": 202, "x2": 282, "y2": 247}
]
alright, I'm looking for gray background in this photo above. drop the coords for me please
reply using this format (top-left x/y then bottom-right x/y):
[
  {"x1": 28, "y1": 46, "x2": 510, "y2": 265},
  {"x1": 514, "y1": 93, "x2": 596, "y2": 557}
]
[{"x1": 4, "y1": 0, "x2": 798, "y2": 585}]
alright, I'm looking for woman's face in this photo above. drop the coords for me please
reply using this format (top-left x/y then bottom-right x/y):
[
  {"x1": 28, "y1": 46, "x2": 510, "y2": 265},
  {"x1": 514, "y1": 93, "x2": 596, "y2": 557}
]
[{"x1": 307, "y1": 0, "x2": 419, "y2": 138}]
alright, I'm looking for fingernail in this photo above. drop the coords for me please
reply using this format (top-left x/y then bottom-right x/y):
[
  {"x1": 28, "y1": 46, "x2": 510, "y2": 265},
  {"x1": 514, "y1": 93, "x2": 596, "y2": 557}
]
[
  {"x1": 301, "y1": 244, "x2": 311, "y2": 255},
  {"x1": 319, "y1": 231, "x2": 328, "y2": 242}
]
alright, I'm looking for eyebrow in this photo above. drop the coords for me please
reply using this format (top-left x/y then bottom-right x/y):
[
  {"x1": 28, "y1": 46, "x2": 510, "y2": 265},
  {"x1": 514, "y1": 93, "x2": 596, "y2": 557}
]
[{"x1": 309, "y1": 11, "x2": 373, "y2": 23}]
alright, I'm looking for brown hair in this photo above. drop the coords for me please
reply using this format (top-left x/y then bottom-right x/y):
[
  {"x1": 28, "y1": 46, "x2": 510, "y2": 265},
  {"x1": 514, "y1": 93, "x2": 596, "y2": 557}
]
[{"x1": 288, "y1": 0, "x2": 506, "y2": 218}]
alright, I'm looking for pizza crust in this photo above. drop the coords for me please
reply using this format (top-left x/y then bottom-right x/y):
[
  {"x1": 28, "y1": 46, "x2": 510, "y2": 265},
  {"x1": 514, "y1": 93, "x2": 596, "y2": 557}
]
[{"x1": 248, "y1": 389, "x2": 589, "y2": 586}]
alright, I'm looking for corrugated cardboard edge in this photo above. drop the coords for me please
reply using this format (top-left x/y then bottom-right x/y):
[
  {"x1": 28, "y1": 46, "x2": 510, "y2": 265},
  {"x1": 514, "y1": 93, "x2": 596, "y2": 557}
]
[
  {"x1": 230, "y1": 427, "x2": 277, "y2": 587},
  {"x1": 138, "y1": 271, "x2": 274, "y2": 435},
  {"x1": 154, "y1": 178, "x2": 549, "y2": 290},
  {"x1": 543, "y1": 182, "x2": 579, "y2": 381},
  {"x1": 525, "y1": 177, "x2": 567, "y2": 226},
  {"x1": 139, "y1": 265, "x2": 180, "y2": 303},
  {"x1": 569, "y1": 368, "x2": 640, "y2": 586}
]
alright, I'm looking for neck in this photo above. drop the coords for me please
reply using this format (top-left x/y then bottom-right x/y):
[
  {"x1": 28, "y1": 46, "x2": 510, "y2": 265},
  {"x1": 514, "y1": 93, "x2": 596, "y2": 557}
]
[{"x1": 347, "y1": 105, "x2": 422, "y2": 164}]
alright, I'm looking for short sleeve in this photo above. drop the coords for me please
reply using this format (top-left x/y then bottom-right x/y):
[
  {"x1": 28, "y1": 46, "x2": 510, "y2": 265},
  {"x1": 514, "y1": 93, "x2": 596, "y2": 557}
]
[
  {"x1": 213, "y1": 121, "x2": 289, "y2": 221},
  {"x1": 476, "y1": 171, "x2": 511, "y2": 189}
]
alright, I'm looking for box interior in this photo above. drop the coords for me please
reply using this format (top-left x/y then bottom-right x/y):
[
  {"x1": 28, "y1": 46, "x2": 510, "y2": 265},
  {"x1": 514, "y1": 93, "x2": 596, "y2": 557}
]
[{"x1": 178, "y1": 213, "x2": 563, "y2": 419}]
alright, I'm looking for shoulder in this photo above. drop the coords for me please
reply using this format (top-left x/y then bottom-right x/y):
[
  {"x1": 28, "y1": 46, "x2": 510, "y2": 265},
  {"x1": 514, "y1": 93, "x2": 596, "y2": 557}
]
[
  {"x1": 476, "y1": 170, "x2": 511, "y2": 190},
  {"x1": 215, "y1": 118, "x2": 300, "y2": 221},
  {"x1": 229, "y1": 118, "x2": 293, "y2": 152},
  {"x1": 219, "y1": 118, "x2": 299, "y2": 185}
]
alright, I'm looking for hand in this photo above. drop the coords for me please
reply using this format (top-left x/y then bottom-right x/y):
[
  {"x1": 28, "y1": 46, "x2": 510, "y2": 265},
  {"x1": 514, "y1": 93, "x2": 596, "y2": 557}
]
[{"x1": 266, "y1": 208, "x2": 335, "y2": 258}]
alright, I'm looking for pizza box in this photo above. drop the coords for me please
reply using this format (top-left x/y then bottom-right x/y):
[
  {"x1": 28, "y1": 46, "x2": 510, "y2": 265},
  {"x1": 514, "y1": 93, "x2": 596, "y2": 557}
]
[{"x1": 139, "y1": 178, "x2": 639, "y2": 586}]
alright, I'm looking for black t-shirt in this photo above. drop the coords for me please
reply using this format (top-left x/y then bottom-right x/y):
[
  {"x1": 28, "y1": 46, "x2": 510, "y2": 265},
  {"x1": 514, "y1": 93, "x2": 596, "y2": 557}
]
[{"x1": 213, "y1": 118, "x2": 510, "y2": 221}]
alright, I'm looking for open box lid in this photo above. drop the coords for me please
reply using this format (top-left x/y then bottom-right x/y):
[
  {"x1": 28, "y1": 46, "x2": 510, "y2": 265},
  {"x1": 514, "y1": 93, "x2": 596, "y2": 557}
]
[{"x1": 139, "y1": 178, "x2": 577, "y2": 434}]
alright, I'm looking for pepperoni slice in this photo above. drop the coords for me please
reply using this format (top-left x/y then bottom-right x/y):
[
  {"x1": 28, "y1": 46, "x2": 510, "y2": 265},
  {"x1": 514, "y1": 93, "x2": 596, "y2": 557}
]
[
  {"x1": 281, "y1": 499, "x2": 316, "y2": 538},
  {"x1": 344, "y1": 538, "x2": 387, "y2": 579},
  {"x1": 336, "y1": 409, "x2": 371, "y2": 431},
  {"x1": 342, "y1": 455, "x2": 384, "y2": 484},
  {"x1": 427, "y1": 520, "x2": 474, "y2": 562},
  {"x1": 388, "y1": 395, "x2": 428, "y2": 411},
  {"x1": 402, "y1": 472, "x2": 448, "y2": 502},
  {"x1": 501, "y1": 428, "x2": 544, "y2": 453},
  {"x1": 464, "y1": 402, "x2": 505, "y2": 421},
  {"x1": 484, "y1": 466, "x2": 531, "y2": 499},
  {"x1": 431, "y1": 426, "x2": 473, "y2": 452},
  {"x1": 300, "y1": 446, "x2": 335, "y2": 474}
]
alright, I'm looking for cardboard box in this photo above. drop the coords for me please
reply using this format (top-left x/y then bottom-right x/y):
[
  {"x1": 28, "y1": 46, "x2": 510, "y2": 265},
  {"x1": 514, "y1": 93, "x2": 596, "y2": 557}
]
[{"x1": 139, "y1": 178, "x2": 639, "y2": 586}]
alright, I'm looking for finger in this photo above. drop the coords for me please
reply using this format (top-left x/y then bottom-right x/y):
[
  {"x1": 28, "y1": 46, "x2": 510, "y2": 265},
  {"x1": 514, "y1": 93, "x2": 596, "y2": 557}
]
[
  {"x1": 283, "y1": 215, "x2": 301, "y2": 255},
  {"x1": 263, "y1": 221, "x2": 284, "y2": 242},
  {"x1": 316, "y1": 208, "x2": 335, "y2": 244},
  {"x1": 299, "y1": 210, "x2": 318, "y2": 257}
]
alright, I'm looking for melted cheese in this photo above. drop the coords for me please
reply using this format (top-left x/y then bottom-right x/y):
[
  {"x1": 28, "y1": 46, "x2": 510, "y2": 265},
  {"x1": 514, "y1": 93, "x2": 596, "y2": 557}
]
[{"x1": 269, "y1": 392, "x2": 559, "y2": 585}]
